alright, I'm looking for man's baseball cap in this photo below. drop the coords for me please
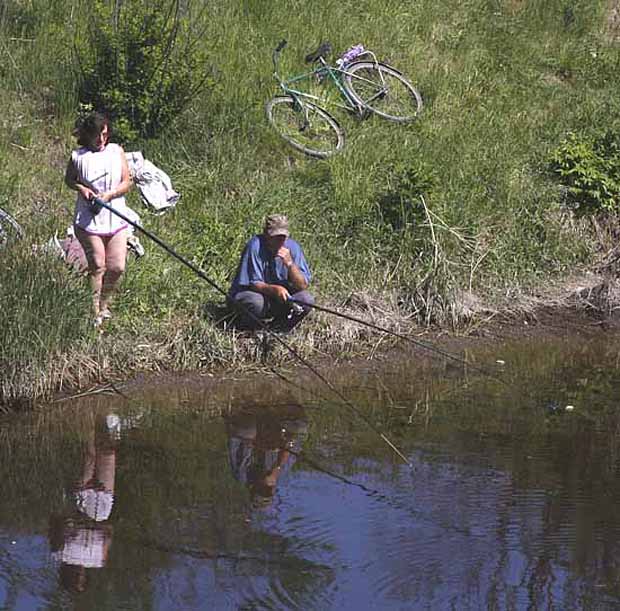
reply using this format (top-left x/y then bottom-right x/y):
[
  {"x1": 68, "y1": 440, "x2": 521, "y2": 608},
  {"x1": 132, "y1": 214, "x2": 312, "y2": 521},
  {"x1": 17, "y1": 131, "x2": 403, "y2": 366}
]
[{"x1": 263, "y1": 214, "x2": 290, "y2": 237}]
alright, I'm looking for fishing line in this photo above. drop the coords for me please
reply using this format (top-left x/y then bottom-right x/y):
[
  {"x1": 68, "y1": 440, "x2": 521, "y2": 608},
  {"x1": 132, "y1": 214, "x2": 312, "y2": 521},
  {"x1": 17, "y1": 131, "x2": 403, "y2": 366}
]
[
  {"x1": 139, "y1": 534, "x2": 334, "y2": 573},
  {"x1": 91, "y1": 199, "x2": 411, "y2": 465},
  {"x1": 290, "y1": 301, "x2": 569, "y2": 416},
  {"x1": 286, "y1": 447, "x2": 471, "y2": 536},
  {"x1": 293, "y1": 299, "x2": 512, "y2": 389},
  {"x1": 292, "y1": 302, "x2": 574, "y2": 414}
]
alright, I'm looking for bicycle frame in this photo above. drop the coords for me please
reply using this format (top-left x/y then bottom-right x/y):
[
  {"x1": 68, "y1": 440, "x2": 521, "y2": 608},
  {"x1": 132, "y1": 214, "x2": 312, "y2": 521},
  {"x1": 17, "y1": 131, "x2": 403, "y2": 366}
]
[{"x1": 272, "y1": 43, "x2": 386, "y2": 116}]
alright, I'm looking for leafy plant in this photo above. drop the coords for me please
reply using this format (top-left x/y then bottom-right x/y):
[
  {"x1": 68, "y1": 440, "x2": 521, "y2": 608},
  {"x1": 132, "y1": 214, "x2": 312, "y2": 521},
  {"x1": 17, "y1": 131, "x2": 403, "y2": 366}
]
[
  {"x1": 551, "y1": 132, "x2": 620, "y2": 214},
  {"x1": 75, "y1": 0, "x2": 211, "y2": 143}
]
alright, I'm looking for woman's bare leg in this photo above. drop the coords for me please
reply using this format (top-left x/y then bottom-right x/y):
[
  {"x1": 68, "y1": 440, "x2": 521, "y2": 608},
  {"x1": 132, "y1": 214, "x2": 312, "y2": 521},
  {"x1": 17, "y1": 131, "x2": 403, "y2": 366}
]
[
  {"x1": 100, "y1": 229, "x2": 128, "y2": 314},
  {"x1": 75, "y1": 227, "x2": 106, "y2": 315}
]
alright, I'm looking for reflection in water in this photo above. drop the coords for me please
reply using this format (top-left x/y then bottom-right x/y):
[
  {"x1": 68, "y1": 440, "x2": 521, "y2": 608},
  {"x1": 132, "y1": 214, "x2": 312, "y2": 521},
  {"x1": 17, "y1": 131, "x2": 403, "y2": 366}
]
[
  {"x1": 49, "y1": 412, "x2": 118, "y2": 593},
  {"x1": 227, "y1": 404, "x2": 307, "y2": 510},
  {"x1": 2, "y1": 336, "x2": 620, "y2": 609}
]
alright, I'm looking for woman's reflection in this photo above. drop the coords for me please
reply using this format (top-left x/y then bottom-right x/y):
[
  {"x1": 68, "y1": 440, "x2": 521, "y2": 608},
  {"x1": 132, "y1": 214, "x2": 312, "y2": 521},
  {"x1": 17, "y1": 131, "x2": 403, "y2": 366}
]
[
  {"x1": 49, "y1": 412, "x2": 119, "y2": 593},
  {"x1": 227, "y1": 404, "x2": 307, "y2": 510}
]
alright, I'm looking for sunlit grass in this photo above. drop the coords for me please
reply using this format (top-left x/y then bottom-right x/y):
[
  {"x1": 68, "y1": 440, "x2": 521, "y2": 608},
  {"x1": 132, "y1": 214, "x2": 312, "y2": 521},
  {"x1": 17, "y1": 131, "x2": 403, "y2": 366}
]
[{"x1": 1, "y1": 0, "x2": 620, "y2": 406}]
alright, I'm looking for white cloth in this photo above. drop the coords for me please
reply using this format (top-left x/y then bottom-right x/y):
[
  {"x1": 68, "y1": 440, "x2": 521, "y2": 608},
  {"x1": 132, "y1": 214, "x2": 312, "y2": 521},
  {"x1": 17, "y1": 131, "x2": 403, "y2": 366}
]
[
  {"x1": 72, "y1": 143, "x2": 131, "y2": 235},
  {"x1": 125, "y1": 150, "x2": 145, "y2": 176},
  {"x1": 73, "y1": 488, "x2": 114, "y2": 522},
  {"x1": 126, "y1": 151, "x2": 180, "y2": 213},
  {"x1": 52, "y1": 527, "x2": 109, "y2": 568}
]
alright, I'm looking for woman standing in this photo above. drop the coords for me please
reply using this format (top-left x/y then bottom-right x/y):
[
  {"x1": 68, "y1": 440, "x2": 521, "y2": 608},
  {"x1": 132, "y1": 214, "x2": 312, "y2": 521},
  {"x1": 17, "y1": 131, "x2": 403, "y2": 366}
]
[{"x1": 64, "y1": 112, "x2": 132, "y2": 326}]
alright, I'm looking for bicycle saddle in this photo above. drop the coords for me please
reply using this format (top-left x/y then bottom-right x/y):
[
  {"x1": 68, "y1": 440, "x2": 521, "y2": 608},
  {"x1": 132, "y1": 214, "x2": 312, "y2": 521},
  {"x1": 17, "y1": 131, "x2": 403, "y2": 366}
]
[{"x1": 305, "y1": 41, "x2": 332, "y2": 63}]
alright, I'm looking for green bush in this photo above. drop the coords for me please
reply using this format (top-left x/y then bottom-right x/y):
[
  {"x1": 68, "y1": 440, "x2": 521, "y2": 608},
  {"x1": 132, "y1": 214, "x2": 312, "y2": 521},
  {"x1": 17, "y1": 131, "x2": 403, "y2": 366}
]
[
  {"x1": 551, "y1": 132, "x2": 620, "y2": 214},
  {"x1": 76, "y1": 0, "x2": 211, "y2": 143}
]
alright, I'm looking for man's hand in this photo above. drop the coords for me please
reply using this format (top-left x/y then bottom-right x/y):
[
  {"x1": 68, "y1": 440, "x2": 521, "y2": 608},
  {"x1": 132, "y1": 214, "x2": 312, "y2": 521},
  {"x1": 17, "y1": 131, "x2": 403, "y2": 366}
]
[
  {"x1": 278, "y1": 246, "x2": 309, "y2": 292},
  {"x1": 276, "y1": 246, "x2": 294, "y2": 268},
  {"x1": 270, "y1": 284, "x2": 291, "y2": 303}
]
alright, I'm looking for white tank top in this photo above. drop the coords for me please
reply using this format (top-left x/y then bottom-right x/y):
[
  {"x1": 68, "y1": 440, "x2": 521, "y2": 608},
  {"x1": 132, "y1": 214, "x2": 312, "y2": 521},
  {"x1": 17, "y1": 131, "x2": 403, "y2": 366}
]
[{"x1": 72, "y1": 143, "x2": 129, "y2": 235}]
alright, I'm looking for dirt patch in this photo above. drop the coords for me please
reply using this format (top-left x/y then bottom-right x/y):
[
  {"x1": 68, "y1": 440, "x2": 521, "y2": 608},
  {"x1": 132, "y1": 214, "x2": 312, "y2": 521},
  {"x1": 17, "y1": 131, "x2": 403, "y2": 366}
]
[{"x1": 606, "y1": 0, "x2": 620, "y2": 41}]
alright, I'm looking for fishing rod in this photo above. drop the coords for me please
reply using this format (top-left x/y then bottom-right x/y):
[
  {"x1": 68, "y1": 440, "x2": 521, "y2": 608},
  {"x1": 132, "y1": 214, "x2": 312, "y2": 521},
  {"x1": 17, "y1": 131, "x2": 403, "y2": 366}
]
[
  {"x1": 89, "y1": 198, "x2": 411, "y2": 465},
  {"x1": 290, "y1": 298, "x2": 512, "y2": 389}
]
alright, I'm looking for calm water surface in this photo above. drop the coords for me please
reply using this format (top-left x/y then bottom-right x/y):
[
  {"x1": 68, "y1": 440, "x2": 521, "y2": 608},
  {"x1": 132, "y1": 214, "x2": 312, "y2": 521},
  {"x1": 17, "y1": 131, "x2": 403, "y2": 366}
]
[{"x1": 1, "y1": 334, "x2": 620, "y2": 610}]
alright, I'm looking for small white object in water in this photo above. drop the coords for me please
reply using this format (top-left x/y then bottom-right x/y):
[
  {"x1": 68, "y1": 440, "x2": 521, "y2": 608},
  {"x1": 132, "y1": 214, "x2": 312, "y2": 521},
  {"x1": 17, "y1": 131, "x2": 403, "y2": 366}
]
[
  {"x1": 565, "y1": 405, "x2": 575, "y2": 411},
  {"x1": 496, "y1": 359, "x2": 505, "y2": 365},
  {"x1": 106, "y1": 413, "x2": 121, "y2": 431}
]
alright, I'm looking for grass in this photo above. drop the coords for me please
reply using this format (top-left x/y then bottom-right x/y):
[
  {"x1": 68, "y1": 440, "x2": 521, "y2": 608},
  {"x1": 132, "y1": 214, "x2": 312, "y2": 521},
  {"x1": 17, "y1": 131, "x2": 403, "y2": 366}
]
[{"x1": 1, "y1": 0, "x2": 620, "y2": 408}]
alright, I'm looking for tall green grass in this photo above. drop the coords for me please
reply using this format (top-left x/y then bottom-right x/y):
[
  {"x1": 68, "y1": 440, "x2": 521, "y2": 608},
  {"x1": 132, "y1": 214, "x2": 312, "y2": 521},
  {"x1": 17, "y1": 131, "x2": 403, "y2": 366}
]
[
  {"x1": 1, "y1": 0, "x2": 620, "y2": 406},
  {"x1": 0, "y1": 244, "x2": 92, "y2": 406}
]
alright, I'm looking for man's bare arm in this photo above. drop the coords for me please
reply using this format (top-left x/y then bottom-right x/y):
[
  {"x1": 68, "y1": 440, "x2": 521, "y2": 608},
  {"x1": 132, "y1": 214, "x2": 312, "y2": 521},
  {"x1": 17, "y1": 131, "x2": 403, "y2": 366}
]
[
  {"x1": 276, "y1": 246, "x2": 308, "y2": 291},
  {"x1": 252, "y1": 281, "x2": 290, "y2": 302}
]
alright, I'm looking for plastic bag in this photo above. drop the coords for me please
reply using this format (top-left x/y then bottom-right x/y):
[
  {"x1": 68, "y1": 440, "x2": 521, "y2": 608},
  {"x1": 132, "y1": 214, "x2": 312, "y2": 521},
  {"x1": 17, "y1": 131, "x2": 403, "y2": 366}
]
[{"x1": 336, "y1": 44, "x2": 365, "y2": 67}]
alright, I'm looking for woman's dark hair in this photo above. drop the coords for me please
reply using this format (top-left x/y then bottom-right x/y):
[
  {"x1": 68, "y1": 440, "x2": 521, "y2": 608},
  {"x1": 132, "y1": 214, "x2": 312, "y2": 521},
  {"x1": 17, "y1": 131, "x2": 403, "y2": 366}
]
[{"x1": 74, "y1": 112, "x2": 110, "y2": 148}]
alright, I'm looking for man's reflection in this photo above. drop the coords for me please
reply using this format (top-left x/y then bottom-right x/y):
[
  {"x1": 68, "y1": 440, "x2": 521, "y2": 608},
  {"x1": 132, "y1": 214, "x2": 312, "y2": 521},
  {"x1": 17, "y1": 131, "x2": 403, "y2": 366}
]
[
  {"x1": 49, "y1": 412, "x2": 119, "y2": 593},
  {"x1": 227, "y1": 404, "x2": 307, "y2": 509}
]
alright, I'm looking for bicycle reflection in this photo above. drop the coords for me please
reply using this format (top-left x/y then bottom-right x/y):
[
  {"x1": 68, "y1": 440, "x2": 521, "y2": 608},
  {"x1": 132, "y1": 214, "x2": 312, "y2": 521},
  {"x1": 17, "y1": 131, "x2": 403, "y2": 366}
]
[
  {"x1": 49, "y1": 412, "x2": 120, "y2": 593},
  {"x1": 226, "y1": 404, "x2": 308, "y2": 510}
]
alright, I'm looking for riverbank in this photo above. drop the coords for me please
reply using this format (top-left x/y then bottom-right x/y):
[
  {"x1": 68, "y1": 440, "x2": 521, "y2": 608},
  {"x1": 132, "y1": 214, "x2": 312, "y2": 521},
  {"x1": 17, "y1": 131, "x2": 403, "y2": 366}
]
[
  {"x1": 21, "y1": 269, "x2": 618, "y2": 414},
  {"x1": 2, "y1": 250, "x2": 619, "y2": 413}
]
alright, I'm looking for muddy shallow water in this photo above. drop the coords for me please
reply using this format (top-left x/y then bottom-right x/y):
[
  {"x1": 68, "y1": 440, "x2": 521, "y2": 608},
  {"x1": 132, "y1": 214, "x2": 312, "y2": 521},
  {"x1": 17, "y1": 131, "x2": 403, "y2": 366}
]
[{"x1": 1, "y1": 332, "x2": 620, "y2": 610}]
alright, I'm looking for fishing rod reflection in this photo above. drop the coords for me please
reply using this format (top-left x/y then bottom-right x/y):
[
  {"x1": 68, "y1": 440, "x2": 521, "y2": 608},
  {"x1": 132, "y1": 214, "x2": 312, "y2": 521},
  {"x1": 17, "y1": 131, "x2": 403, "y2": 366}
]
[
  {"x1": 49, "y1": 412, "x2": 121, "y2": 593},
  {"x1": 226, "y1": 404, "x2": 308, "y2": 510}
]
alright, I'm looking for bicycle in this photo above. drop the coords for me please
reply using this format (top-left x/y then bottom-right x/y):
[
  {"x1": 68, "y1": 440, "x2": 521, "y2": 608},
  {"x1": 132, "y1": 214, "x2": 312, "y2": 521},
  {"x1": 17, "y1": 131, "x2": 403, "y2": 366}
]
[
  {"x1": 0, "y1": 206, "x2": 23, "y2": 248},
  {"x1": 266, "y1": 40, "x2": 423, "y2": 159}
]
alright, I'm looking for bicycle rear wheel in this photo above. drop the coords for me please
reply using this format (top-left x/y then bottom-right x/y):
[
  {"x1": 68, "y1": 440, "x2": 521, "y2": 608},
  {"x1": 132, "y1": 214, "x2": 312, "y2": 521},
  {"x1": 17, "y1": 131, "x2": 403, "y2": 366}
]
[
  {"x1": 342, "y1": 61, "x2": 422, "y2": 123},
  {"x1": 0, "y1": 207, "x2": 23, "y2": 248},
  {"x1": 266, "y1": 95, "x2": 345, "y2": 159}
]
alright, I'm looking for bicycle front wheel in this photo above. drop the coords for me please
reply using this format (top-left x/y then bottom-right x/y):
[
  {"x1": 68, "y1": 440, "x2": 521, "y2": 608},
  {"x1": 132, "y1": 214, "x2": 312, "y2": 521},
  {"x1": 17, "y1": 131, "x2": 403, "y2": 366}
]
[
  {"x1": 266, "y1": 95, "x2": 345, "y2": 159},
  {"x1": 0, "y1": 207, "x2": 23, "y2": 248},
  {"x1": 342, "y1": 62, "x2": 422, "y2": 123}
]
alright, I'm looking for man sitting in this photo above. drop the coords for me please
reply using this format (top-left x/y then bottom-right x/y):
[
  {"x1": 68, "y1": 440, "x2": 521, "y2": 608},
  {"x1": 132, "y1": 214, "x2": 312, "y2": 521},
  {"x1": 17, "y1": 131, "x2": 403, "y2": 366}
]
[{"x1": 228, "y1": 214, "x2": 314, "y2": 330}]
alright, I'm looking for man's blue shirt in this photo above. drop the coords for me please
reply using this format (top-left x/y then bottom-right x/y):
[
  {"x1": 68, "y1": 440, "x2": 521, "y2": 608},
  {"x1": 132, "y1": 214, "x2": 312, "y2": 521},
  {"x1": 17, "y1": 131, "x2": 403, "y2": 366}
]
[{"x1": 229, "y1": 235, "x2": 311, "y2": 297}]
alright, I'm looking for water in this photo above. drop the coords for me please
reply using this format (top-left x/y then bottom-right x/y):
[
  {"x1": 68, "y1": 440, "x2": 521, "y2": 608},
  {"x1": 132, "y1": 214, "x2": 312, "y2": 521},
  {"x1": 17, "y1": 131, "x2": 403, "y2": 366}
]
[{"x1": 1, "y1": 334, "x2": 620, "y2": 610}]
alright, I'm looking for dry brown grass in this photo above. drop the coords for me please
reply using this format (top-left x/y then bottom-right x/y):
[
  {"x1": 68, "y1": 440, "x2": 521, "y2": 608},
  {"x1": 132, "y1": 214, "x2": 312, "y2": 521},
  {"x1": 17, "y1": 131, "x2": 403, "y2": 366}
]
[{"x1": 606, "y1": 0, "x2": 620, "y2": 41}]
